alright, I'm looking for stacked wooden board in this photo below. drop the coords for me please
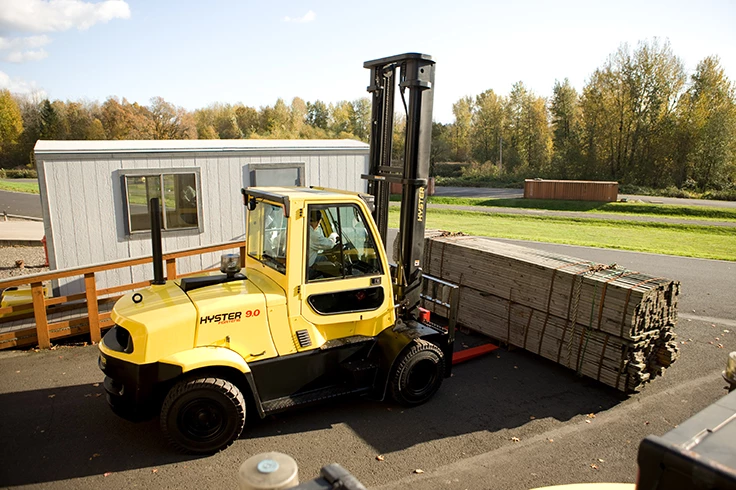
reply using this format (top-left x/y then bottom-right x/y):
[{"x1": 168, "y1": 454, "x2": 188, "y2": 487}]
[{"x1": 421, "y1": 233, "x2": 680, "y2": 393}]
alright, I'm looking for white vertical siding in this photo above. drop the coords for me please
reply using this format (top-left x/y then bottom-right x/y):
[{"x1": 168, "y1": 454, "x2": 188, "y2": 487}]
[{"x1": 39, "y1": 144, "x2": 368, "y2": 295}]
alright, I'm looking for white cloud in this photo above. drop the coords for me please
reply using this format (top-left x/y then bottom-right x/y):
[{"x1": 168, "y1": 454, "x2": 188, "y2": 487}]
[
  {"x1": 0, "y1": 70, "x2": 46, "y2": 97},
  {"x1": 5, "y1": 49, "x2": 48, "y2": 63},
  {"x1": 283, "y1": 10, "x2": 316, "y2": 23},
  {"x1": 0, "y1": 34, "x2": 51, "y2": 50},
  {"x1": 0, "y1": 35, "x2": 51, "y2": 62},
  {"x1": 0, "y1": 1, "x2": 129, "y2": 64},
  {"x1": 0, "y1": 0, "x2": 131, "y2": 34}
]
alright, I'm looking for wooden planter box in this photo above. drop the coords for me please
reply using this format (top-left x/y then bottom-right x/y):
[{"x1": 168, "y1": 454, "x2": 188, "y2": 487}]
[
  {"x1": 391, "y1": 177, "x2": 435, "y2": 195},
  {"x1": 524, "y1": 179, "x2": 618, "y2": 202}
]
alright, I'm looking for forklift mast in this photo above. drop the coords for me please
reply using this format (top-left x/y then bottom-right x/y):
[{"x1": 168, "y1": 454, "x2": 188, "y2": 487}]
[{"x1": 362, "y1": 53, "x2": 435, "y2": 320}]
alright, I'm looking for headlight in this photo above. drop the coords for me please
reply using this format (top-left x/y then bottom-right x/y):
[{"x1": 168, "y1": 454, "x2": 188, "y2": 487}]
[{"x1": 104, "y1": 325, "x2": 134, "y2": 354}]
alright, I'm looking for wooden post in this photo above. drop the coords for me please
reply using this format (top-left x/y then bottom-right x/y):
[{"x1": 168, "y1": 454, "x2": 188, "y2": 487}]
[
  {"x1": 31, "y1": 282, "x2": 50, "y2": 349},
  {"x1": 166, "y1": 258, "x2": 177, "y2": 280},
  {"x1": 84, "y1": 273, "x2": 101, "y2": 343}
]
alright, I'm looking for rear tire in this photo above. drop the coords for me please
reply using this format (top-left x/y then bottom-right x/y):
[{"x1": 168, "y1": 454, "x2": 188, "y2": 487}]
[
  {"x1": 390, "y1": 340, "x2": 445, "y2": 406},
  {"x1": 161, "y1": 377, "x2": 246, "y2": 454}
]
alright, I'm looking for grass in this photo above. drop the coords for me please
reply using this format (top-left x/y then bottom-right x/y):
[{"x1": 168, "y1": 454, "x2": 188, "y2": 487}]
[
  {"x1": 424, "y1": 196, "x2": 736, "y2": 221},
  {"x1": 388, "y1": 207, "x2": 736, "y2": 261},
  {"x1": 0, "y1": 180, "x2": 39, "y2": 194}
]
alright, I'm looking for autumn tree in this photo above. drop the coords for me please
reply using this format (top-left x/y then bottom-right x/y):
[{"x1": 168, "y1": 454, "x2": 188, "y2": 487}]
[
  {"x1": 451, "y1": 96, "x2": 473, "y2": 161},
  {"x1": 431, "y1": 122, "x2": 452, "y2": 170},
  {"x1": 65, "y1": 101, "x2": 105, "y2": 140},
  {"x1": 259, "y1": 99, "x2": 290, "y2": 137},
  {"x1": 579, "y1": 40, "x2": 685, "y2": 185},
  {"x1": 234, "y1": 105, "x2": 259, "y2": 138},
  {"x1": 149, "y1": 96, "x2": 196, "y2": 140},
  {"x1": 306, "y1": 100, "x2": 329, "y2": 131},
  {"x1": 350, "y1": 98, "x2": 371, "y2": 141},
  {"x1": 289, "y1": 97, "x2": 308, "y2": 137},
  {"x1": 471, "y1": 89, "x2": 505, "y2": 165},
  {"x1": 0, "y1": 89, "x2": 23, "y2": 165},
  {"x1": 549, "y1": 79, "x2": 583, "y2": 179},
  {"x1": 100, "y1": 97, "x2": 155, "y2": 139},
  {"x1": 503, "y1": 82, "x2": 551, "y2": 175},
  {"x1": 676, "y1": 56, "x2": 736, "y2": 190},
  {"x1": 197, "y1": 104, "x2": 240, "y2": 139}
]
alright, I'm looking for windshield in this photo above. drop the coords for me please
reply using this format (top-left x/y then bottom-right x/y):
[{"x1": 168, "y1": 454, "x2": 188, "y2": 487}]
[{"x1": 307, "y1": 204, "x2": 383, "y2": 282}]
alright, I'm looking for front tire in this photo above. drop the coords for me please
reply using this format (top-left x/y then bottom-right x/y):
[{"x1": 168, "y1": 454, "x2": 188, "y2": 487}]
[
  {"x1": 161, "y1": 377, "x2": 246, "y2": 454},
  {"x1": 390, "y1": 340, "x2": 445, "y2": 406}
]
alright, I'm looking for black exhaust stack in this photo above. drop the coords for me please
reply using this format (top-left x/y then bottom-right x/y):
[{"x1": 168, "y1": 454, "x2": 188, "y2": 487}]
[{"x1": 150, "y1": 198, "x2": 165, "y2": 285}]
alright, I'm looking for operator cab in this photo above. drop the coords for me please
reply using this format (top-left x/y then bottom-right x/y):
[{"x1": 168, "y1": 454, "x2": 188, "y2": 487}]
[{"x1": 242, "y1": 187, "x2": 395, "y2": 349}]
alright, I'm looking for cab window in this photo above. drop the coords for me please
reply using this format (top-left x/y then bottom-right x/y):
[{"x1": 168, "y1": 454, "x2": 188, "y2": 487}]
[
  {"x1": 247, "y1": 202, "x2": 287, "y2": 274},
  {"x1": 306, "y1": 204, "x2": 383, "y2": 282}
]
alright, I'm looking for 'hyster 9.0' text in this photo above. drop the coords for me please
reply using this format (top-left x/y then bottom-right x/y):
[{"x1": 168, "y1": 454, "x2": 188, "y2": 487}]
[{"x1": 200, "y1": 311, "x2": 242, "y2": 324}]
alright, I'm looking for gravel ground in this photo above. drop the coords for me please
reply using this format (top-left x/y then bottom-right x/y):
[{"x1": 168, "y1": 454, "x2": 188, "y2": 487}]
[
  {"x1": 0, "y1": 245, "x2": 48, "y2": 281},
  {"x1": 1, "y1": 216, "x2": 48, "y2": 282}
]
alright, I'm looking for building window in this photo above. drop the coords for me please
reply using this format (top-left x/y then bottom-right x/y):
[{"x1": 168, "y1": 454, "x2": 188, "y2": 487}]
[
  {"x1": 249, "y1": 163, "x2": 305, "y2": 187},
  {"x1": 123, "y1": 171, "x2": 200, "y2": 233}
]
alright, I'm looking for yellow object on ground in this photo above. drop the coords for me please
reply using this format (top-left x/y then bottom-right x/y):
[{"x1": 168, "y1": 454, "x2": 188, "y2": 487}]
[{"x1": 531, "y1": 484, "x2": 635, "y2": 490}]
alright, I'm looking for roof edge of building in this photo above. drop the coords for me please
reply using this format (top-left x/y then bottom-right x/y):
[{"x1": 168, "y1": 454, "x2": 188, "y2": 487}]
[{"x1": 34, "y1": 139, "x2": 370, "y2": 154}]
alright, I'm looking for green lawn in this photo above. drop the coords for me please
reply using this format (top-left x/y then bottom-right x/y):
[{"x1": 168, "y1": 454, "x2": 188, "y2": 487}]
[
  {"x1": 425, "y1": 196, "x2": 736, "y2": 221},
  {"x1": 388, "y1": 207, "x2": 736, "y2": 261},
  {"x1": 0, "y1": 180, "x2": 39, "y2": 194}
]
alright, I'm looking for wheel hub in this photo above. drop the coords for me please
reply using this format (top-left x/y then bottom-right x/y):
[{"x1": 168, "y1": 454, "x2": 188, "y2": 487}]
[{"x1": 180, "y1": 400, "x2": 225, "y2": 440}]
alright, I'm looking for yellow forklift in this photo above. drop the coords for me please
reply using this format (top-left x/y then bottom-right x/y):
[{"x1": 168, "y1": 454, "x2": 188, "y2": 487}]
[{"x1": 98, "y1": 53, "x2": 458, "y2": 454}]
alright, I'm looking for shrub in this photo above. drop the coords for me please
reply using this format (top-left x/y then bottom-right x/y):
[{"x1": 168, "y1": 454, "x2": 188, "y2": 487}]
[
  {"x1": 659, "y1": 186, "x2": 694, "y2": 199},
  {"x1": 4, "y1": 169, "x2": 37, "y2": 179},
  {"x1": 432, "y1": 162, "x2": 467, "y2": 178},
  {"x1": 703, "y1": 188, "x2": 736, "y2": 201}
]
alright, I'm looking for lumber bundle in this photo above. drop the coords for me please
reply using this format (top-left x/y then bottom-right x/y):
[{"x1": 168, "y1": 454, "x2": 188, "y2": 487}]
[{"x1": 422, "y1": 234, "x2": 680, "y2": 393}]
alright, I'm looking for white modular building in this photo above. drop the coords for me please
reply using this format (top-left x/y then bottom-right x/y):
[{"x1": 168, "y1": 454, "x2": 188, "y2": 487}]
[{"x1": 34, "y1": 139, "x2": 370, "y2": 294}]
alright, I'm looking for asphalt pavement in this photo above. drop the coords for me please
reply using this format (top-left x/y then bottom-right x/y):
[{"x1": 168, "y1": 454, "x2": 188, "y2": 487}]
[
  {"x1": 0, "y1": 242, "x2": 734, "y2": 490},
  {"x1": 0, "y1": 187, "x2": 42, "y2": 218}
]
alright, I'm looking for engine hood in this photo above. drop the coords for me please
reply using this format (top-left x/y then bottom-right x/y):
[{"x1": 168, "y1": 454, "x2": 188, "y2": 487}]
[
  {"x1": 109, "y1": 281, "x2": 197, "y2": 364},
  {"x1": 108, "y1": 275, "x2": 281, "y2": 364},
  {"x1": 186, "y1": 277, "x2": 282, "y2": 362}
]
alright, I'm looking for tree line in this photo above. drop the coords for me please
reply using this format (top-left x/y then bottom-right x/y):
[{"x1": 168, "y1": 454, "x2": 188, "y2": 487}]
[
  {"x1": 0, "y1": 39, "x2": 734, "y2": 192},
  {"x1": 432, "y1": 39, "x2": 736, "y2": 192},
  {"x1": 0, "y1": 93, "x2": 372, "y2": 168}
]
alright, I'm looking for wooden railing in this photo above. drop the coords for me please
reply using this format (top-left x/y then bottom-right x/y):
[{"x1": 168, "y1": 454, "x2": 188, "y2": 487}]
[{"x1": 0, "y1": 241, "x2": 246, "y2": 350}]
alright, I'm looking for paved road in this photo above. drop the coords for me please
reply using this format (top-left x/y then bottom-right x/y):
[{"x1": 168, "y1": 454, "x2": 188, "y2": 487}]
[
  {"x1": 0, "y1": 188, "x2": 42, "y2": 218},
  {"x1": 0, "y1": 242, "x2": 733, "y2": 489}
]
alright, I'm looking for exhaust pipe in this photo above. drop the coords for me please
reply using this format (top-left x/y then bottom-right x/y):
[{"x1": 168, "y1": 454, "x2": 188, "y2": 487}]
[{"x1": 150, "y1": 198, "x2": 165, "y2": 285}]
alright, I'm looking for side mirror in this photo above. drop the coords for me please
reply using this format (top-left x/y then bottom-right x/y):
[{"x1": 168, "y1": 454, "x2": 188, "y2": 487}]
[{"x1": 241, "y1": 189, "x2": 258, "y2": 211}]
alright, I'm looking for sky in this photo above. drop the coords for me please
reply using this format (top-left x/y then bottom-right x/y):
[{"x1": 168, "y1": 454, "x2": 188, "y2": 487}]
[{"x1": 0, "y1": 0, "x2": 734, "y2": 124}]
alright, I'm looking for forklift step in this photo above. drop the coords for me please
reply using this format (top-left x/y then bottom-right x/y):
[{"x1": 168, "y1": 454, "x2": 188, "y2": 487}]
[
  {"x1": 341, "y1": 359, "x2": 378, "y2": 373},
  {"x1": 341, "y1": 359, "x2": 379, "y2": 386},
  {"x1": 261, "y1": 385, "x2": 371, "y2": 414}
]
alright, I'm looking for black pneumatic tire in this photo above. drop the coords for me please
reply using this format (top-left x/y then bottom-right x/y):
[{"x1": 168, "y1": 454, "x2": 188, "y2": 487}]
[
  {"x1": 161, "y1": 377, "x2": 246, "y2": 454},
  {"x1": 390, "y1": 340, "x2": 446, "y2": 407}
]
